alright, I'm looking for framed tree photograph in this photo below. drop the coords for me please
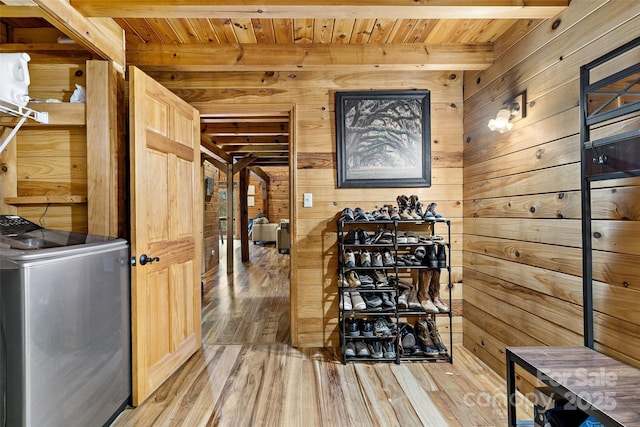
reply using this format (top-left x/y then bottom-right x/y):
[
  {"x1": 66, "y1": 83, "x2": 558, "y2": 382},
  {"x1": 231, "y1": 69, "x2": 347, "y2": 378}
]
[{"x1": 335, "y1": 90, "x2": 431, "y2": 188}]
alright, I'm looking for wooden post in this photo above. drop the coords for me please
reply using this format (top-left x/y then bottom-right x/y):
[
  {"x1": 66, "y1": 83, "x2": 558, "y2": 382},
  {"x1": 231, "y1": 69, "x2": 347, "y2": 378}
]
[{"x1": 239, "y1": 167, "x2": 250, "y2": 262}]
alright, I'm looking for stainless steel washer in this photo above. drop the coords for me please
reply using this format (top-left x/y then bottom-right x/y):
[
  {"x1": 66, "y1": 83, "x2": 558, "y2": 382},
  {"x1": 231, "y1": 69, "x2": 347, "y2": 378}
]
[{"x1": 0, "y1": 215, "x2": 130, "y2": 427}]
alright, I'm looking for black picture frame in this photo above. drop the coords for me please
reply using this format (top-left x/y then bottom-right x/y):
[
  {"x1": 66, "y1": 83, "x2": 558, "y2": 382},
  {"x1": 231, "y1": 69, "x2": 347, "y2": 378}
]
[{"x1": 335, "y1": 90, "x2": 431, "y2": 188}]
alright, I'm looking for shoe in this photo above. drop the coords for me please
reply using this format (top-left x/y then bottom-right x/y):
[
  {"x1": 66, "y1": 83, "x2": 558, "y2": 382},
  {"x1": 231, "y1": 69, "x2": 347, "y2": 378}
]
[
  {"x1": 369, "y1": 341, "x2": 383, "y2": 359},
  {"x1": 399, "y1": 209, "x2": 413, "y2": 220},
  {"x1": 358, "y1": 249, "x2": 372, "y2": 267},
  {"x1": 381, "y1": 292, "x2": 395, "y2": 308},
  {"x1": 398, "y1": 323, "x2": 416, "y2": 354},
  {"x1": 424, "y1": 244, "x2": 438, "y2": 268},
  {"x1": 351, "y1": 292, "x2": 367, "y2": 310},
  {"x1": 346, "y1": 317, "x2": 360, "y2": 336},
  {"x1": 380, "y1": 248, "x2": 395, "y2": 266},
  {"x1": 362, "y1": 293, "x2": 382, "y2": 308},
  {"x1": 371, "y1": 228, "x2": 393, "y2": 244},
  {"x1": 358, "y1": 273, "x2": 375, "y2": 289},
  {"x1": 344, "y1": 341, "x2": 356, "y2": 357},
  {"x1": 373, "y1": 270, "x2": 388, "y2": 288},
  {"x1": 338, "y1": 272, "x2": 349, "y2": 288},
  {"x1": 357, "y1": 229, "x2": 371, "y2": 244},
  {"x1": 373, "y1": 317, "x2": 392, "y2": 336},
  {"x1": 437, "y1": 243, "x2": 447, "y2": 268},
  {"x1": 340, "y1": 207, "x2": 354, "y2": 222},
  {"x1": 346, "y1": 270, "x2": 361, "y2": 287},
  {"x1": 379, "y1": 206, "x2": 391, "y2": 220},
  {"x1": 415, "y1": 320, "x2": 440, "y2": 357},
  {"x1": 388, "y1": 206, "x2": 401, "y2": 220},
  {"x1": 354, "y1": 208, "x2": 374, "y2": 221},
  {"x1": 413, "y1": 245, "x2": 426, "y2": 261},
  {"x1": 340, "y1": 292, "x2": 352, "y2": 310},
  {"x1": 427, "y1": 318, "x2": 448, "y2": 355},
  {"x1": 383, "y1": 341, "x2": 396, "y2": 359},
  {"x1": 396, "y1": 288, "x2": 409, "y2": 309},
  {"x1": 420, "y1": 298, "x2": 439, "y2": 313},
  {"x1": 355, "y1": 340, "x2": 370, "y2": 357},
  {"x1": 371, "y1": 251, "x2": 383, "y2": 267},
  {"x1": 408, "y1": 287, "x2": 422, "y2": 310},
  {"x1": 425, "y1": 202, "x2": 445, "y2": 222},
  {"x1": 396, "y1": 195, "x2": 409, "y2": 210},
  {"x1": 342, "y1": 249, "x2": 356, "y2": 268},
  {"x1": 362, "y1": 319, "x2": 374, "y2": 337},
  {"x1": 396, "y1": 232, "x2": 408, "y2": 244},
  {"x1": 341, "y1": 229, "x2": 356, "y2": 244},
  {"x1": 434, "y1": 299, "x2": 449, "y2": 312}
]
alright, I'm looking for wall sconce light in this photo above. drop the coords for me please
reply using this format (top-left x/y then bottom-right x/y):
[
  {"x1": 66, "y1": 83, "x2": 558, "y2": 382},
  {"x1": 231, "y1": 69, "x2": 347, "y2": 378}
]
[{"x1": 487, "y1": 92, "x2": 526, "y2": 133}]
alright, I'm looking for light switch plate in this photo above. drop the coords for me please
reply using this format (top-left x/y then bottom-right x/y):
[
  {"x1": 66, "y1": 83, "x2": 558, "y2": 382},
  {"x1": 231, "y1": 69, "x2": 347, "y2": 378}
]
[{"x1": 303, "y1": 193, "x2": 313, "y2": 207}]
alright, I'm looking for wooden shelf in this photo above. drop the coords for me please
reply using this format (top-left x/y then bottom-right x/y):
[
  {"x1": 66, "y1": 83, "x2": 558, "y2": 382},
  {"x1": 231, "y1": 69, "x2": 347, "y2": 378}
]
[
  {"x1": 0, "y1": 102, "x2": 85, "y2": 127},
  {"x1": 4, "y1": 195, "x2": 87, "y2": 205}
]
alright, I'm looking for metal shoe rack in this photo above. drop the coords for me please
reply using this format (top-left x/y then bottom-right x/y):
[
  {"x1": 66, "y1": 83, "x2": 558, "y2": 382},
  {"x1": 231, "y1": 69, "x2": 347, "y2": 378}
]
[{"x1": 337, "y1": 217, "x2": 453, "y2": 364}]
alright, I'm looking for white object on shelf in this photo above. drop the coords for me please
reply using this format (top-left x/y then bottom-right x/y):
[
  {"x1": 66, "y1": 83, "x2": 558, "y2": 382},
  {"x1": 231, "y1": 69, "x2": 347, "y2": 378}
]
[
  {"x1": 0, "y1": 52, "x2": 48, "y2": 155},
  {"x1": 0, "y1": 52, "x2": 31, "y2": 107}
]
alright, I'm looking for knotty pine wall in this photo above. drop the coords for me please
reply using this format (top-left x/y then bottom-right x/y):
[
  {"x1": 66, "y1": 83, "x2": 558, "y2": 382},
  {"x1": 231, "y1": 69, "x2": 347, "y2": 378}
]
[
  {"x1": 462, "y1": 0, "x2": 640, "y2": 392},
  {"x1": 203, "y1": 161, "x2": 220, "y2": 273},
  {"x1": 0, "y1": 47, "x2": 91, "y2": 232},
  {"x1": 150, "y1": 69, "x2": 464, "y2": 346}
]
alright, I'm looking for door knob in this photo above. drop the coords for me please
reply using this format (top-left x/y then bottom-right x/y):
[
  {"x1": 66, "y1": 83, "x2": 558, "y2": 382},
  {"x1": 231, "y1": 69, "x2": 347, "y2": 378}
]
[{"x1": 139, "y1": 254, "x2": 160, "y2": 265}]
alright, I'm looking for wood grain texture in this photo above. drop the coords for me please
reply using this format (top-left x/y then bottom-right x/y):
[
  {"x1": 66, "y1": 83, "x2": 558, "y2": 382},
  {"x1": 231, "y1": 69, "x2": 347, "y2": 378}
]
[{"x1": 112, "y1": 242, "x2": 532, "y2": 426}]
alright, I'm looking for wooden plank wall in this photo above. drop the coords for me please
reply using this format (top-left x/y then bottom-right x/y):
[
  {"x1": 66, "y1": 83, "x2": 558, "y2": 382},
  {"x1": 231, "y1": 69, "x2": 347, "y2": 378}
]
[
  {"x1": 462, "y1": 0, "x2": 640, "y2": 393},
  {"x1": 265, "y1": 166, "x2": 289, "y2": 225},
  {"x1": 0, "y1": 49, "x2": 90, "y2": 232},
  {"x1": 203, "y1": 161, "x2": 220, "y2": 273},
  {"x1": 151, "y1": 69, "x2": 464, "y2": 346}
]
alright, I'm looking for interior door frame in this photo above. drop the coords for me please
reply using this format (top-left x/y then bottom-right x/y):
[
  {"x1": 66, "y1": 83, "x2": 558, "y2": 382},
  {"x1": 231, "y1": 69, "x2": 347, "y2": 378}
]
[{"x1": 196, "y1": 103, "x2": 297, "y2": 343}]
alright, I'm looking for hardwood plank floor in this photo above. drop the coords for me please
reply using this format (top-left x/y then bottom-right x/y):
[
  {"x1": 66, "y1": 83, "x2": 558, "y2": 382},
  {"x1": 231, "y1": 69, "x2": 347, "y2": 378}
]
[{"x1": 111, "y1": 241, "x2": 533, "y2": 426}]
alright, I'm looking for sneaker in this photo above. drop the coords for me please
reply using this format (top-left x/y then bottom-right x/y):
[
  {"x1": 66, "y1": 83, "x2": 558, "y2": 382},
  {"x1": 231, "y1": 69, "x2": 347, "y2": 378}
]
[
  {"x1": 383, "y1": 341, "x2": 396, "y2": 359},
  {"x1": 371, "y1": 251, "x2": 383, "y2": 267},
  {"x1": 346, "y1": 317, "x2": 360, "y2": 336},
  {"x1": 362, "y1": 293, "x2": 382, "y2": 309},
  {"x1": 427, "y1": 318, "x2": 448, "y2": 355},
  {"x1": 373, "y1": 317, "x2": 392, "y2": 336},
  {"x1": 340, "y1": 292, "x2": 352, "y2": 310},
  {"x1": 380, "y1": 248, "x2": 395, "y2": 266},
  {"x1": 362, "y1": 319, "x2": 374, "y2": 337},
  {"x1": 358, "y1": 249, "x2": 371, "y2": 267},
  {"x1": 346, "y1": 270, "x2": 361, "y2": 287},
  {"x1": 355, "y1": 340, "x2": 370, "y2": 357},
  {"x1": 381, "y1": 292, "x2": 395, "y2": 308},
  {"x1": 357, "y1": 229, "x2": 371, "y2": 244},
  {"x1": 341, "y1": 229, "x2": 359, "y2": 244},
  {"x1": 397, "y1": 289, "x2": 409, "y2": 309},
  {"x1": 358, "y1": 273, "x2": 375, "y2": 289},
  {"x1": 426, "y1": 202, "x2": 445, "y2": 222},
  {"x1": 340, "y1": 208, "x2": 354, "y2": 222},
  {"x1": 344, "y1": 341, "x2": 356, "y2": 357},
  {"x1": 342, "y1": 249, "x2": 356, "y2": 268},
  {"x1": 373, "y1": 270, "x2": 388, "y2": 288},
  {"x1": 368, "y1": 341, "x2": 383, "y2": 359},
  {"x1": 351, "y1": 292, "x2": 366, "y2": 310}
]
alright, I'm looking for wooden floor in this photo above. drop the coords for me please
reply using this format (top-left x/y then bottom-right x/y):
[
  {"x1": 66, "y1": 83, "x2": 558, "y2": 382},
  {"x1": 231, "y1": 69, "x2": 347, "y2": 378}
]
[{"x1": 111, "y1": 241, "x2": 533, "y2": 426}]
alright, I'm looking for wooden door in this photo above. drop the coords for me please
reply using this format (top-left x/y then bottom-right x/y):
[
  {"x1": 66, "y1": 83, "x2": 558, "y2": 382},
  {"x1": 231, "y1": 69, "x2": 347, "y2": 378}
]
[{"x1": 129, "y1": 66, "x2": 202, "y2": 406}]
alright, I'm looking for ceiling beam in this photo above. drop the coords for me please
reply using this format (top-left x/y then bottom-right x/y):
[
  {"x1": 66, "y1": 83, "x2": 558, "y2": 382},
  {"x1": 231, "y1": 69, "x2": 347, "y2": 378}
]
[
  {"x1": 128, "y1": 42, "x2": 494, "y2": 72},
  {"x1": 211, "y1": 136, "x2": 289, "y2": 144},
  {"x1": 249, "y1": 166, "x2": 270, "y2": 184},
  {"x1": 0, "y1": 5, "x2": 42, "y2": 17},
  {"x1": 224, "y1": 144, "x2": 288, "y2": 153},
  {"x1": 71, "y1": 0, "x2": 568, "y2": 19},
  {"x1": 201, "y1": 135, "x2": 233, "y2": 164},
  {"x1": 232, "y1": 156, "x2": 257, "y2": 174},
  {"x1": 32, "y1": 0, "x2": 126, "y2": 73}
]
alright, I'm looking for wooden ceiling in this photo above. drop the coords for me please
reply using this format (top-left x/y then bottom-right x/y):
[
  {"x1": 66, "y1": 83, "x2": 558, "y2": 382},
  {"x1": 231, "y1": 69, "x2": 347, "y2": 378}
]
[{"x1": 0, "y1": 1, "x2": 569, "y2": 168}]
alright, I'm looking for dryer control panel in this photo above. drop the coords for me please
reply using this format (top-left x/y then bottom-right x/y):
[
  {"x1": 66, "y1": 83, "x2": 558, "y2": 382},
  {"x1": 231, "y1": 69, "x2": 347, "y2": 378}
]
[{"x1": 0, "y1": 215, "x2": 42, "y2": 236}]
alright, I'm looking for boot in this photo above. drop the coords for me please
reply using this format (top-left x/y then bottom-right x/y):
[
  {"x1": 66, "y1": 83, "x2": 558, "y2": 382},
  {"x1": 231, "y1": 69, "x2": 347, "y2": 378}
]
[
  {"x1": 429, "y1": 268, "x2": 449, "y2": 312},
  {"x1": 418, "y1": 269, "x2": 438, "y2": 313},
  {"x1": 436, "y1": 243, "x2": 447, "y2": 268},
  {"x1": 426, "y1": 318, "x2": 448, "y2": 355},
  {"x1": 407, "y1": 286, "x2": 422, "y2": 310},
  {"x1": 415, "y1": 320, "x2": 439, "y2": 356},
  {"x1": 424, "y1": 243, "x2": 438, "y2": 268}
]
